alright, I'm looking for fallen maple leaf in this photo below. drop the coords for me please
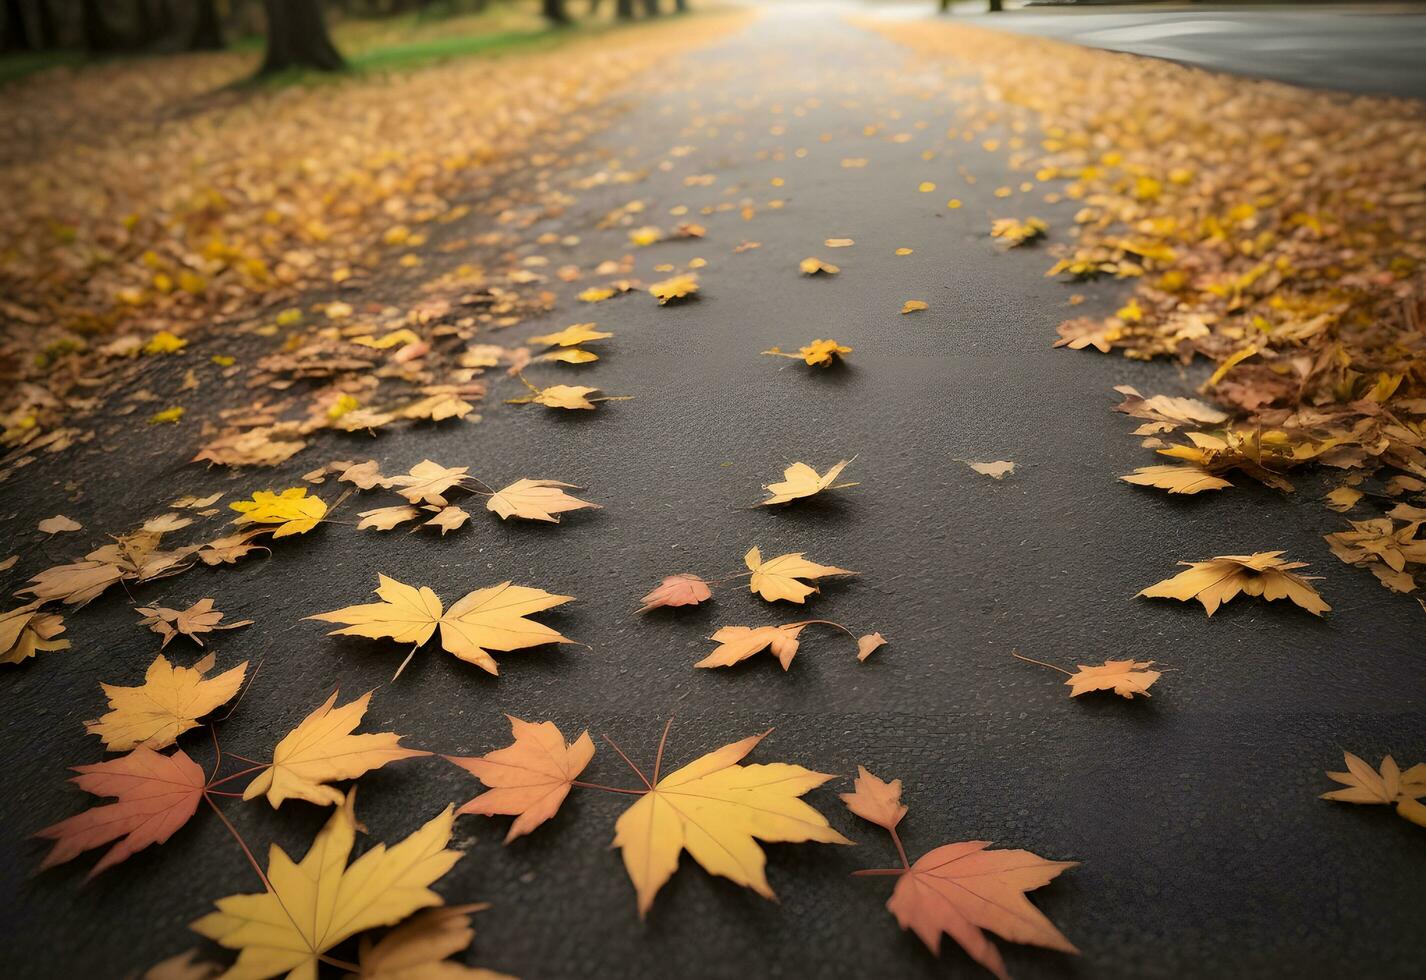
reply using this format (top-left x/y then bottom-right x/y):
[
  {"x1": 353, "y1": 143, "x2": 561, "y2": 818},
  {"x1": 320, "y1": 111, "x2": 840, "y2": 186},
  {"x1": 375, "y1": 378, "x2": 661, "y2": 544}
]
[
  {"x1": 649, "y1": 272, "x2": 699, "y2": 304},
  {"x1": 86, "y1": 653, "x2": 248, "y2": 752},
  {"x1": 506, "y1": 376, "x2": 629, "y2": 410},
  {"x1": 354, "y1": 904, "x2": 512, "y2": 980},
  {"x1": 744, "y1": 546, "x2": 854, "y2": 603},
  {"x1": 229, "y1": 488, "x2": 327, "y2": 537},
  {"x1": 38, "y1": 514, "x2": 82, "y2": 534},
  {"x1": 757, "y1": 459, "x2": 858, "y2": 506},
  {"x1": 486, "y1": 479, "x2": 599, "y2": 523},
  {"x1": 1139, "y1": 551, "x2": 1329, "y2": 616},
  {"x1": 612, "y1": 725, "x2": 850, "y2": 916},
  {"x1": 762, "y1": 339, "x2": 852, "y2": 368},
  {"x1": 1121, "y1": 464, "x2": 1232, "y2": 494},
  {"x1": 242, "y1": 690, "x2": 428, "y2": 808},
  {"x1": 990, "y1": 216, "x2": 1048, "y2": 247},
  {"x1": 191, "y1": 792, "x2": 462, "y2": 979},
  {"x1": 846, "y1": 766, "x2": 1078, "y2": 980},
  {"x1": 900, "y1": 300, "x2": 928, "y2": 314},
  {"x1": 697, "y1": 624, "x2": 807, "y2": 669},
  {"x1": 383, "y1": 460, "x2": 470, "y2": 506},
  {"x1": 1322, "y1": 751, "x2": 1426, "y2": 829},
  {"x1": 637, "y1": 573, "x2": 712, "y2": 613},
  {"x1": 1014, "y1": 651, "x2": 1161, "y2": 699},
  {"x1": 309, "y1": 574, "x2": 575, "y2": 676},
  {"x1": 857, "y1": 632, "x2": 888, "y2": 661},
  {"x1": 447, "y1": 716, "x2": 595, "y2": 842},
  {"x1": 528, "y1": 323, "x2": 612, "y2": 348},
  {"x1": 961, "y1": 459, "x2": 1015, "y2": 480},
  {"x1": 135, "y1": 598, "x2": 252, "y2": 649},
  {"x1": 799, "y1": 257, "x2": 839, "y2": 275},
  {"x1": 35, "y1": 747, "x2": 206, "y2": 878},
  {"x1": 0, "y1": 600, "x2": 70, "y2": 665}
]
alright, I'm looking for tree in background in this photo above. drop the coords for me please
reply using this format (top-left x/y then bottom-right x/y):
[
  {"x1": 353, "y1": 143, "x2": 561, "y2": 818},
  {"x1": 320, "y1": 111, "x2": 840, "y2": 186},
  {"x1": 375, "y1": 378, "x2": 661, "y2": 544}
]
[
  {"x1": 259, "y1": 0, "x2": 345, "y2": 73},
  {"x1": 190, "y1": 0, "x2": 224, "y2": 50},
  {"x1": 541, "y1": 0, "x2": 569, "y2": 27}
]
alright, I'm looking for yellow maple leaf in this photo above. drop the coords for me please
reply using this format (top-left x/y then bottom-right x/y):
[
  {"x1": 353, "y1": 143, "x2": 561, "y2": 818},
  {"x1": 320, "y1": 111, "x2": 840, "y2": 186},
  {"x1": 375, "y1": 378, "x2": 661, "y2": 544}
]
[
  {"x1": 1139, "y1": 551, "x2": 1329, "y2": 616},
  {"x1": 762, "y1": 339, "x2": 852, "y2": 368},
  {"x1": 308, "y1": 574, "x2": 574, "y2": 676},
  {"x1": 798, "y1": 257, "x2": 839, "y2": 275},
  {"x1": 355, "y1": 904, "x2": 513, "y2": 980},
  {"x1": 757, "y1": 459, "x2": 858, "y2": 506},
  {"x1": 1121, "y1": 464, "x2": 1232, "y2": 494},
  {"x1": 506, "y1": 379, "x2": 627, "y2": 411},
  {"x1": 648, "y1": 273, "x2": 699, "y2": 305},
  {"x1": 485, "y1": 479, "x2": 599, "y2": 523},
  {"x1": 900, "y1": 300, "x2": 928, "y2": 314},
  {"x1": 1322, "y1": 752, "x2": 1426, "y2": 828},
  {"x1": 229, "y1": 488, "x2": 327, "y2": 538},
  {"x1": 143, "y1": 330, "x2": 188, "y2": 355},
  {"x1": 744, "y1": 546, "x2": 854, "y2": 603},
  {"x1": 527, "y1": 323, "x2": 612, "y2": 348},
  {"x1": 0, "y1": 600, "x2": 70, "y2": 666},
  {"x1": 1064, "y1": 660, "x2": 1161, "y2": 699},
  {"x1": 696, "y1": 624, "x2": 808, "y2": 670},
  {"x1": 86, "y1": 652, "x2": 247, "y2": 752},
  {"x1": 242, "y1": 690, "x2": 428, "y2": 808},
  {"x1": 538, "y1": 347, "x2": 599, "y2": 365},
  {"x1": 191, "y1": 792, "x2": 462, "y2": 979},
  {"x1": 612, "y1": 727, "x2": 850, "y2": 916},
  {"x1": 578, "y1": 286, "x2": 615, "y2": 303}
]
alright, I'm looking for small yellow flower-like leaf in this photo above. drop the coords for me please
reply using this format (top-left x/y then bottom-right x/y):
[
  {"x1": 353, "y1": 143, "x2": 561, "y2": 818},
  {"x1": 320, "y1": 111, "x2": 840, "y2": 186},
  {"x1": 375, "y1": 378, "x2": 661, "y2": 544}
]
[{"x1": 229, "y1": 487, "x2": 327, "y2": 537}]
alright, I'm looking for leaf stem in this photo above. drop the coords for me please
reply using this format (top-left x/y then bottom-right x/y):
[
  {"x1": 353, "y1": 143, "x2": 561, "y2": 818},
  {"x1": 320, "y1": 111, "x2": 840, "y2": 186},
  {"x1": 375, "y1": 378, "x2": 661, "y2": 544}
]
[
  {"x1": 318, "y1": 954, "x2": 361, "y2": 971},
  {"x1": 204, "y1": 794, "x2": 271, "y2": 892},
  {"x1": 601, "y1": 734, "x2": 652, "y2": 789},
  {"x1": 392, "y1": 643, "x2": 420, "y2": 681},
  {"x1": 207, "y1": 764, "x2": 268, "y2": 790},
  {"x1": 570, "y1": 780, "x2": 648, "y2": 796},
  {"x1": 652, "y1": 717, "x2": 674, "y2": 784},
  {"x1": 1011, "y1": 650, "x2": 1073, "y2": 676},
  {"x1": 851, "y1": 868, "x2": 908, "y2": 877},
  {"x1": 889, "y1": 825, "x2": 911, "y2": 871}
]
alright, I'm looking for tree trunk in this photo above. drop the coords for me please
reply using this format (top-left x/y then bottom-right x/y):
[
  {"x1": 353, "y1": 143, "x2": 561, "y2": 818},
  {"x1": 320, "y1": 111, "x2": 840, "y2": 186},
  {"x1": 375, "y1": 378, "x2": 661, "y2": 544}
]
[
  {"x1": 541, "y1": 0, "x2": 569, "y2": 26},
  {"x1": 259, "y1": 0, "x2": 345, "y2": 74},
  {"x1": 641, "y1": 0, "x2": 658, "y2": 16},
  {"x1": 2, "y1": 0, "x2": 31, "y2": 51},
  {"x1": 616, "y1": 0, "x2": 634, "y2": 19},
  {"x1": 988, "y1": 0, "x2": 1002, "y2": 11},
  {"x1": 81, "y1": 0, "x2": 123, "y2": 53},
  {"x1": 190, "y1": 0, "x2": 225, "y2": 50},
  {"x1": 673, "y1": 0, "x2": 686, "y2": 12},
  {"x1": 939, "y1": 0, "x2": 951, "y2": 12},
  {"x1": 34, "y1": 0, "x2": 57, "y2": 47}
]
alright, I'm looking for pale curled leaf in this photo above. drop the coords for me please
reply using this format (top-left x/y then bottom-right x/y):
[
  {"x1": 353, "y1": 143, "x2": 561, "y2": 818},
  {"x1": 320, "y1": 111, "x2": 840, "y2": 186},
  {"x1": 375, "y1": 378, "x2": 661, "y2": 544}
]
[{"x1": 637, "y1": 574, "x2": 712, "y2": 613}]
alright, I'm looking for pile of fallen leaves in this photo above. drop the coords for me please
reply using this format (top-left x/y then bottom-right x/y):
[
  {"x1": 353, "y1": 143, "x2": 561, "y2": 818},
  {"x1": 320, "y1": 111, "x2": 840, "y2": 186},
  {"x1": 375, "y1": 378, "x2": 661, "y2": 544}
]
[
  {"x1": 0, "y1": 12, "x2": 743, "y2": 459},
  {"x1": 867, "y1": 20, "x2": 1426, "y2": 594}
]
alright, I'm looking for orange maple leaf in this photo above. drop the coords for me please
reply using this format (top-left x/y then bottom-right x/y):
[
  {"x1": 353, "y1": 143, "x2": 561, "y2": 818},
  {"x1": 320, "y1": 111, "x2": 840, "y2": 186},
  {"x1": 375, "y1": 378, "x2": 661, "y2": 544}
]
[
  {"x1": 35, "y1": 747, "x2": 206, "y2": 878},
  {"x1": 846, "y1": 766, "x2": 1078, "y2": 980},
  {"x1": 446, "y1": 716, "x2": 595, "y2": 842}
]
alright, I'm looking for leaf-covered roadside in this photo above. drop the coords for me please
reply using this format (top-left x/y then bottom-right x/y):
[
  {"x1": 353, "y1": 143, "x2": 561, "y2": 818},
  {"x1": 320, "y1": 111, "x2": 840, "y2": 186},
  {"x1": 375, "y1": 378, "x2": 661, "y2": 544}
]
[
  {"x1": 0, "y1": 12, "x2": 746, "y2": 457},
  {"x1": 865, "y1": 19, "x2": 1426, "y2": 596}
]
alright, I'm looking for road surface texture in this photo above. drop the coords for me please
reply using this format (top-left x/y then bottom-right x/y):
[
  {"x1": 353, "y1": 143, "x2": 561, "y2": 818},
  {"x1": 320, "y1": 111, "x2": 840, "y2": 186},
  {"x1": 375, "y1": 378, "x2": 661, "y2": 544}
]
[
  {"x1": 2, "y1": 5, "x2": 1423, "y2": 980},
  {"x1": 954, "y1": 3, "x2": 1426, "y2": 99}
]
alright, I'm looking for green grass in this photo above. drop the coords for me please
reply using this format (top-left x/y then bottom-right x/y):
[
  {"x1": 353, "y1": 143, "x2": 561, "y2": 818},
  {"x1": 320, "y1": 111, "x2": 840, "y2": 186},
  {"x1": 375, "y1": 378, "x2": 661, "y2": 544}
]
[
  {"x1": 348, "y1": 25, "x2": 569, "y2": 72},
  {"x1": 0, "y1": 49, "x2": 85, "y2": 86}
]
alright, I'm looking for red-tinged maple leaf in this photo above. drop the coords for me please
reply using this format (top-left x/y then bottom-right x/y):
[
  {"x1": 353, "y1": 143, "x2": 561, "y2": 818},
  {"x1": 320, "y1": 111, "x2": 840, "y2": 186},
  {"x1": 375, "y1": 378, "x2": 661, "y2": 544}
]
[
  {"x1": 846, "y1": 767, "x2": 1078, "y2": 980},
  {"x1": 637, "y1": 574, "x2": 712, "y2": 613},
  {"x1": 35, "y1": 747, "x2": 206, "y2": 878}
]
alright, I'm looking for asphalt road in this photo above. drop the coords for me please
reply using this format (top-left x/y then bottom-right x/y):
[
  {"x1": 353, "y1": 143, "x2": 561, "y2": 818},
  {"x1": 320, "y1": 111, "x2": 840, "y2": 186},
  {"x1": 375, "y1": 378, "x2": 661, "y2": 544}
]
[
  {"x1": 2, "y1": 6, "x2": 1424, "y2": 980},
  {"x1": 953, "y1": 4, "x2": 1426, "y2": 99}
]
